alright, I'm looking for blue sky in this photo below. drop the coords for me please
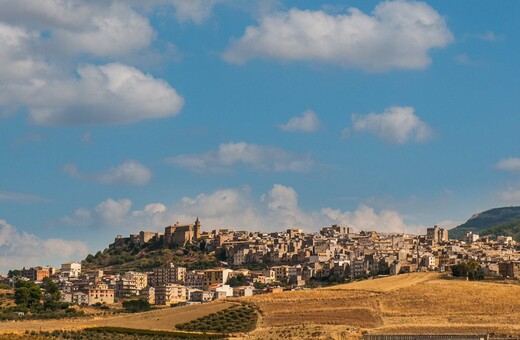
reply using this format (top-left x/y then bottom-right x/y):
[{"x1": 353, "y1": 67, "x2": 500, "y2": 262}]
[{"x1": 1, "y1": 0, "x2": 520, "y2": 272}]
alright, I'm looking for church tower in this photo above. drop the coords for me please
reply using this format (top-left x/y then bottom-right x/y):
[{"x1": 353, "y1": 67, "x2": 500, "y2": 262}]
[{"x1": 193, "y1": 217, "x2": 201, "y2": 240}]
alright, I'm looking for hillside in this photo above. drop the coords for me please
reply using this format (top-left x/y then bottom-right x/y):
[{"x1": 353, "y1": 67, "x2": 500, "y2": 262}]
[
  {"x1": 81, "y1": 237, "x2": 219, "y2": 272},
  {"x1": 449, "y1": 206, "x2": 520, "y2": 240},
  {"x1": 480, "y1": 219, "x2": 520, "y2": 242}
]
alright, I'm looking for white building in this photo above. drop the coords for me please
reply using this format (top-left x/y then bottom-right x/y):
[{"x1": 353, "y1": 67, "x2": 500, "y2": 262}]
[{"x1": 61, "y1": 262, "x2": 81, "y2": 278}]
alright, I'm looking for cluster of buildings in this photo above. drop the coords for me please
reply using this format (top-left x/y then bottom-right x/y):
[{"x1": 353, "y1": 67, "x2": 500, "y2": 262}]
[{"x1": 4, "y1": 220, "x2": 520, "y2": 308}]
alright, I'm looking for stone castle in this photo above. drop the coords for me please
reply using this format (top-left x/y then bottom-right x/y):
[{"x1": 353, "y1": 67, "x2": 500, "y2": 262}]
[
  {"x1": 111, "y1": 218, "x2": 201, "y2": 248},
  {"x1": 165, "y1": 217, "x2": 201, "y2": 247}
]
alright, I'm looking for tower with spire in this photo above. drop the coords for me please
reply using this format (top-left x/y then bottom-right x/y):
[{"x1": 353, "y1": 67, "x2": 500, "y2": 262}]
[{"x1": 194, "y1": 217, "x2": 201, "y2": 240}]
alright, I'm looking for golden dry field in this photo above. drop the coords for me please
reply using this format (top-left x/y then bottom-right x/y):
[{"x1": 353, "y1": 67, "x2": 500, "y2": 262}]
[
  {"x1": 243, "y1": 273, "x2": 520, "y2": 339},
  {"x1": 0, "y1": 300, "x2": 233, "y2": 335}
]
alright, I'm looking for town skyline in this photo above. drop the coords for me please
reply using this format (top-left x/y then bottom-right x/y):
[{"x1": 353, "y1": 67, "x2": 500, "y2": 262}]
[{"x1": 2, "y1": 1, "x2": 520, "y2": 272}]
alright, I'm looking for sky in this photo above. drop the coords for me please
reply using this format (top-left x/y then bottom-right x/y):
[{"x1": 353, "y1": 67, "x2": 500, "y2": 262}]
[{"x1": 1, "y1": 0, "x2": 520, "y2": 273}]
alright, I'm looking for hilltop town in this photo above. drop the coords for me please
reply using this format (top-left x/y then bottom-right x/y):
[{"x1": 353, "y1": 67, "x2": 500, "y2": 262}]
[{"x1": 3, "y1": 218, "x2": 520, "y2": 310}]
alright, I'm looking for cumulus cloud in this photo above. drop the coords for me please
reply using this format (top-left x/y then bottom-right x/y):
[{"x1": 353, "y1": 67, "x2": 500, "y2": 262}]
[
  {"x1": 59, "y1": 185, "x2": 427, "y2": 235},
  {"x1": 60, "y1": 198, "x2": 132, "y2": 227},
  {"x1": 224, "y1": 1, "x2": 453, "y2": 70},
  {"x1": 95, "y1": 198, "x2": 132, "y2": 225},
  {"x1": 349, "y1": 106, "x2": 433, "y2": 144},
  {"x1": 496, "y1": 158, "x2": 520, "y2": 172},
  {"x1": 132, "y1": 203, "x2": 167, "y2": 216},
  {"x1": 25, "y1": 63, "x2": 184, "y2": 126},
  {"x1": 164, "y1": 142, "x2": 314, "y2": 173},
  {"x1": 279, "y1": 110, "x2": 320, "y2": 132},
  {"x1": 0, "y1": 6, "x2": 183, "y2": 126},
  {"x1": 0, "y1": 219, "x2": 88, "y2": 274},
  {"x1": 64, "y1": 160, "x2": 152, "y2": 186},
  {"x1": 0, "y1": 1, "x2": 154, "y2": 57},
  {"x1": 158, "y1": 185, "x2": 426, "y2": 233},
  {"x1": 321, "y1": 205, "x2": 411, "y2": 233}
]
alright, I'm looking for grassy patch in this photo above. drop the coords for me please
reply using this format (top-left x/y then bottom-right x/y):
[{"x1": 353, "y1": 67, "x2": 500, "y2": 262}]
[{"x1": 175, "y1": 303, "x2": 259, "y2": 334}]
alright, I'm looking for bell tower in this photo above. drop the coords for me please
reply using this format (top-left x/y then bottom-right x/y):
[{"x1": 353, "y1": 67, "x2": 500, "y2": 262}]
[{"x1": 194, "y1": 217, "x2": 201, "y2": 240}]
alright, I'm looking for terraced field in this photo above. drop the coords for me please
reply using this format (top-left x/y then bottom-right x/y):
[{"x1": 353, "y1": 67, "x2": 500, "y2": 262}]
[{"x1": 245, "y1": 273, "x2": 520, "y2": 339}]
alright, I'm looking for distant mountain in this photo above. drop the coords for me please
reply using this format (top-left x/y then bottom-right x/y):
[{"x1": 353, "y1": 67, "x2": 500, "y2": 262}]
[{"x1": 449, "y1": 206, "x2": 520, "y2": 240}]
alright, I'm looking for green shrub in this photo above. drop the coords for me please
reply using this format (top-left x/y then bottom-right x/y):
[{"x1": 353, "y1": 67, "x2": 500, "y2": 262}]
[{"x1": 175, "y1": 304, "x2": 259, "y2": 333}]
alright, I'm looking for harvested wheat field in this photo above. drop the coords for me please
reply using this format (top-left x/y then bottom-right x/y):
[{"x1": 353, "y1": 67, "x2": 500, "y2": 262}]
[
  {"x1": 0, "y1": 301, "x2": 234, "y2": 335},
  {"x1": 243, "y1": 273, "x2": 520, "y2": 339}
]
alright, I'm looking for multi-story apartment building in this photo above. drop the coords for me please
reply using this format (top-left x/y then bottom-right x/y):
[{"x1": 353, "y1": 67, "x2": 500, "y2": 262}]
[
  {"x1": 271, "y1": 265, "x2": 290, "y2": 282},
  {"x1": 149, "y1": 264, "x2": 186, "y2": 286},
  {"x1": 203, "y1": 268, "x2": 232, "y2": 290},
  {"x1": 185, "y1": 271, "x2": 205, "y2": 289},
  {"x1": 155, "y1": 284, "x2": 187, "y2": 305},
  {"x1": 87, "y1": 284, "x2": 115, "y2": 305},
  {"x1": 115, "y1": 272, "x2": 147, "y2": 297}
]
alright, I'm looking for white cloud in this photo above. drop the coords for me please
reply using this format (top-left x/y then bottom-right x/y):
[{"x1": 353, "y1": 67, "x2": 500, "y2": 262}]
[
  {"x1": 0, "y1": 13, "x2": 183, "y2": 126},
  {"x1": 165, "y1": 142, "x2": 314, "y2": 173},
  {"x1": 95, "y1": 198, "x2": 132, "y2": 226},
  {"x1": 64, "y1": 160, "x2": 152, "y2": 186},
  {"x1": 0, "y1": 1, "x2": 155, "y2": 57},
  {"x1": 26, "y1": 63, "x2": 184, "y2": 126},
  {"x1": 496, "y1": 158, "x2": 520, "y2": 172},
  {"x1": 0, "y1": 219, "x2": 88, "y2": 274},
  {"x1": 224, "y1": 1, "x2": 453, "y2": 71},
  {"x1": 59, "y1": 185, "x2": 427, "y2": 235},
  {"x1": 320, "y1": 205, "x2": 417, "y2": 234},
  {"x1": 132, "y1": 203, "x2": 167, "y2": 216},
  {"x1": 350, "y1": 106, "x2": 432, "y2": 144},
  {"x1": 60, "y1": 198, "x2": 132, "y2": 227},
  {"x1": 170, "y1": 0, "x2": 222, "y2": 24},
  {"x1": 0, "y1": 190, "x2": 49, "y2": 203},
  {"x1": 279, "y1": 110, "x2": 320, "y2": 132}
]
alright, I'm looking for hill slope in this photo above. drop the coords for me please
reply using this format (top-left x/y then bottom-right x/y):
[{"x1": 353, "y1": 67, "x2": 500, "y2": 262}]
[
  {"x1": 449, "y1": 206, "x2": 520, "y2": 240},
  {"x1": 480, "y1": 219, "x2": 520, "y2": 242},
  {"x1": 81, "y1": 237, "x2": 219, "y2": 272}
]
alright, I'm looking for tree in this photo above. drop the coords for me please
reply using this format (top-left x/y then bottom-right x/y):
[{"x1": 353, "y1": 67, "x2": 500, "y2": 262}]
[
  {"x1": 451, "y1": 261, "x2": 485, "y2": 280},
  {"x1": 122, "y1": 299, "x2": 151, "y2": 313},
  {"x1": 14, "y1": 287, "x2": 31, "y2": 306},
  {"x1": 14, "y1": 280, "x2": 42, "y2": 308},
  {"x1": 8, "y1": 269, "x2": 21, "y2": 278},
  {"x1": 227, "y1": 274, "x2": 248, "y2": 287},
  {"x1": 41, "y1": 277, "x2": 61, "y2": 310}
]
